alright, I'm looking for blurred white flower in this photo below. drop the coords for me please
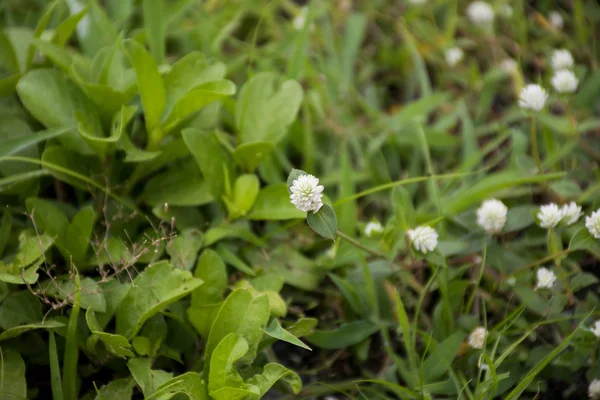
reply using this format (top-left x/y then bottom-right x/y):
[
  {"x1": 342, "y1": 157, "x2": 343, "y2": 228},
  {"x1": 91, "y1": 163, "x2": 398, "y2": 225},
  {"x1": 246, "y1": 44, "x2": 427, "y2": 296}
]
[
  {"x1": 445, "y1": 47, "x2": 464, "y2": 67},
  {"x1": 537, "y1": 203, "x2": 563, "y2": 229},
  {"x1": 476, "y1": 199, "x2": 508, "y2": 235},
  {"x1": 325, "y1": 246, "x2": 336, "y2": 259},
  {"x1": 590, "y1": 380, "x2": 600, "y2": 400},
  {"x1": 551, "y1": 49, "x2": 574, "y2": 70},
  {"x1": 586, "y1": 210, "x2": 600, "y2": 239},
  {"x1": 500, "y1": 4, "x2": 513, "y2": 18},
  {"x1": 551, "y1": 69, "x2": 579, "y2": 93},
  {"x1": 518, "y1": 84, "x2": 548, "y2": 111},
  {"x1": 561, "y1": 202, "x2": 582, "y2": 225},
  {"x1": 407, "y1": 0, "x2": 427, "y2": 4},
  {"x1": 479, "y1": 363, "x2": 490, "y2": 371},
  {"x1": 467, "y1": 1, "x2": 495, "y2": 26},
  {"x1": 289, "y1": 174, "x2": 324, "y2": 213},
  {"x1": 407, "y1": 226, "x2": 438, "y2": 254},
  {"x1": 535, "y1": 267, "x2": 557, "y2": 290},
  {"x1": 505, "y1": 276, "x2": 517, "y2": 287},
  {"x1": 293, "y1": 7, "x2": 314, "y2": 31},
  {"x1": 468, "y1": 327, "x2": 487, "y2": 349},
  {"x1": 365, "y1": 221, "x2": 384, "y2": 237},
  {"x1": 500, "y1": 58, "x2": 518, "y2": 74},
  {"x1": 549, "y1": 11, "x2": 564, "y2": 30},
  {"x1": 591, "y1": 320, "x2": 600, "y2": 338}
]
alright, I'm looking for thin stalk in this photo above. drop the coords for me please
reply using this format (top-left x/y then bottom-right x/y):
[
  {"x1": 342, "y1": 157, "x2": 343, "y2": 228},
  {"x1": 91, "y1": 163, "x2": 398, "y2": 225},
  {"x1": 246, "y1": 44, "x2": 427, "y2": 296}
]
[
  {"x1": 548, "y1": 228, "x2": 574, "y2": 303},
  {"x1": 530, "y1": 115, "x2": 542, "y2": 173},
  {"x1": 336, "y1": 230, "x2": 386, "y2": 259},
  {"x1": 465, "y1": 238, "x2": 487, "y2": 314}
]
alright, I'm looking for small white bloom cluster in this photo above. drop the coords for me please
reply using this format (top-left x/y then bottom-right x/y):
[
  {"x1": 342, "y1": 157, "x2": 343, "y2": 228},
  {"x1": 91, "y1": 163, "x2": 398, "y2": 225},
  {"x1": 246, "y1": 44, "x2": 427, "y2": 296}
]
[
  {"x1": 468, "y1": 327, "x2": 487, "y2": 349},
  {"x1": 550, "y1": 49, "x2": 578, "y2": 93},
  {"x1": 537, "y1": 202, "x2": 582, "y2": 229},
  {"x1": 590, "y1": 380, "x2": 600, "y2": 400},
  {"x1": 551, "y1": 49, "x2": 574, "y2": 70},
  {"x1": 364, "y1": 221, "x2": 384, "y2": 237},
  {"x1": 445, "y1": 47, "x2": 463, "y2": 67},
  {"x1": 476, "y1": 199, "x2": 508, "y2": 235},
  {"x1": 586, "y1": 210, "x2": 600, "y2": 239},
  {"x1": 466, "y1": 1, "x2": 494, "y2": 26},
  {"x1": 289, "y1": 174, "x2": 324, "y2": 213},
  {"x1": 590, "y1": 320, "x2": 600, "y2": 338},
  {"x1": 292, "y1": 8, "x2": 308, "y2": 30},
  {"x1": 518, "y1": 84, "x2": 548, "y2": 111},
  {"x1": 407, "y1": 226, "x2": 438, "y2": 254},
  {"x1": 535, "y1": 267, "x2": 557, "y2": 290},
  {"x1": 500, "y1": 58, "x2": 518, "y2": 74},
  {"x1": 548, "y1": 11, "x2": 563, "y2": 30}
]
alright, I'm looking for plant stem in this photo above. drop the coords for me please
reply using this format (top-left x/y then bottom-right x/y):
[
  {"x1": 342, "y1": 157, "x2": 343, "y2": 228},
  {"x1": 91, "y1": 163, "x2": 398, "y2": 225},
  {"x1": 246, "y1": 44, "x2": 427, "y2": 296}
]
[
  {"x1": 530, "y1": 115, "x2": 542, "y2": 173},
  {"x1": 336, "y1": 230, "x2": 387, "y2": 258},
  {"x1": 548, "y1": 228, "x2": 574, "y2": 304}
]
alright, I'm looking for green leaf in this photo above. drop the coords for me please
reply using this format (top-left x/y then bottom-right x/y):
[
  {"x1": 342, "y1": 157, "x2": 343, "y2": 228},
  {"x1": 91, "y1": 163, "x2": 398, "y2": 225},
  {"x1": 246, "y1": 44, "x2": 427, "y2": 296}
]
[
  {"x1": 27, "y1": 0, "x2": 59, "y2": 70},
  {"x1": 247, "y1": 363, "x2": 302, "y2": 396},
  {"x1": 127, "y1": 358, "x2": 173, "y2": 398},
  {"x1": 0, "y1": 291, "x2": 42, "y2": 329},
  {"x1": 232, "y1": 141, "x2": 273, "y2": 172},
  {"x1": 52, "y1": 6, "x2": 89, "y2": 46},
  {"x1": 191, "y1": 249, "x2": 227, "y2": 307},
  {"x1": 204, "y1": 289, "x2": 270, "y2": 378},
  {"x1": 223, "y1": 174, "x2": 260, "y2": 219},
  {"x1": 306, "y1": 204, "x2": 338, "y2": 240},
  {"x1": 44, "y1": 277, "x2": 106, "y2": 312},
  {"x1": 94, "y1": 378, "x2": 135, "y2": 400},
  {"x1": 183, "y1": 129, "x2": 234, "y2": 202},
  {"x1": 89, "y1": 332, "x2": 134, "y2": 358},
  {"x1": 64, "y1": 205, "x2": 95, "y2": 263},
  {"x1": 0, "y1": 125, "x2": 74, "y2": 157},
  {"x1": 422, "y1": 331, "x2": 466, "y2": 382},
  {"x1": 0, "y1": 211, "x2": 10, "y2": 258},
  {"x1": 208, "y1": 333, "x2": 255, "y2": 397},
  {"x1": 0, "y1": 320, "x2": 64, "y2": 341},
  {"x1": 116, "y1": 261, "x2": 203, "y2": 338},
  {"x1": 0, "y1": 351, "x2": 26, "y2": 400},
  {"x1": 166, "y1": 228, "x2": 204, "y2": 270},
  {"x1": 503, "y1": 205, "x2": 536, "y2": 232},
  {"x1": 149, "y1": 372, "x2": 208, "y2": 400},
  {"x1": 264, "y1": 319, "x2": 311, "y2": 351},
  {"x1": 306, "y1": 320, "x2": 379, "y2": 349},
  {"x1": 236, "y1": 72, "x2": 303, "y2": 144},
  {"x1": 569, "y1": 228, "x2": 600, "y2": 258},
  {"x1": 247, "y1": 184, "x2": 306, "y2": 220},
  {"x1": 123, "y1": 39, "x2": 165, "y2": 133},
  {"x1": 142, "y1": 0, "x2": 165, "y2": 64},
  {"x1": 49, "y1": 332, "x2": 64, "y2": 400},
  {"x1": 63, "y1": 271, "x2": 81, "y2": 400}
]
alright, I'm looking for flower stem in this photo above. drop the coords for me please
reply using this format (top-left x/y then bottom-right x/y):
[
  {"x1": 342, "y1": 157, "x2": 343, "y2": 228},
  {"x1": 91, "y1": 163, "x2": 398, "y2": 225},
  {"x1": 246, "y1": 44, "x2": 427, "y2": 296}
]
[
  {"x1": 530, "y1": 115, "x2": 542, "y2": 173},
  {"x1": 548, "y1": 228, "x2": 574, "y2": 304},
  {"x1": 336, "y1": 230, "x2": 387, "y2": 258}
]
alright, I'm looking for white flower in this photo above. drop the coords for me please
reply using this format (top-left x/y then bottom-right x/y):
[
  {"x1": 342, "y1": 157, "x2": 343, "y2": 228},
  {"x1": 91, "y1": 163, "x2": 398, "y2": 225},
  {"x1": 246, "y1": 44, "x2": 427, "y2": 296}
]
[
  {"x1": 445, "y1": 47, "x2": 463, "y2": 67},
  {"x1": 549, "y1": 11, "x2": 563, "y2": 30},
  {"x1": 591, "y1": 320, "x2": 600, "y2": 338},
  {"x1": 590, "y1": 380, "x2": 600, "y2": 400},
  {"x1": 289, "y1": 174, "x2": 324, "y2": 213},
  {"x1": 292, "y1": 7, "x2": 314, "y2": 31},
  {"x1": 537, "y1": 203, "x2": 563, "y2": 229},
  {"x1": 325, "y1": 246, "x2": 336, "y2": 259},
  {"x1": 365, "y1": 221, "x2": 384, "y2": 237},
  {"x1": 505, "y1": 276, "x2": 517, "y2": 287},
  {"x1": 407, "y1": 226, "x2": 438, "y2": 254},
  {"x1": 561, "y1": 202, "x2": 582, "y2": 225},
  {"x1": 468, "y1": 327, "x2": 487, "y2": 349},
  {"x1": 518, "y1": 84, "x2": 548, "y2": 111},
  {"x1": 551, "y1": 49, "x2": 574, "y2": 70},
  {"x1": 476, "y1": 199, "x2": 508, "y2": 235},
  {"x1": 500, "y1": 4, "x2": 513, "y2": 18},
  {"x1": 407, "y1": 0, "x2": 427, "y2": 4},
  {"x1": 467, "y1": 2, "x2": 494, "y2": 25},
  {"x1": 586, "y1": 210, "x2": 600, "y2": 239},
  {"x1": 551, "y1": 69, "x2": 579, "y2": 93},
  {"x1": 535, "y1": 267, "x2": 557, "y2": 290},
  {"x1": 479, "y1": 363, "x2": 490, "y2": 371},
  {"x1": 500, "y1": 58, "x2": 518, "y2": 74}
]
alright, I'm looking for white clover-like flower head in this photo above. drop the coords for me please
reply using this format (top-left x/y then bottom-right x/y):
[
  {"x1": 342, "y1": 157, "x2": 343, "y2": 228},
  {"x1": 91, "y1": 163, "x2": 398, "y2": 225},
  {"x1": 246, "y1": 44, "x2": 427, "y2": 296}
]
[
  {"x1": 500, "y1": 58, "x2": 518, "y2": 74},
  {"x1": 518, "y1": 84, "x2": 548, "y2": 111},
  {"x1": 292, "y1": 8, "x2": 307, "y2": 30},
  {"x1": 445, "y1": 47, "x2": 463, "y2": 67},
  {"x1": 551, "y1": 49, "x2": 574, "y2": 70},
  {"x1": 505, "y1": 276, "x2": 517, "y2": 287},
  {"x1": 467, "y1": 1, "x2": 495, "y2": 25},
  {"x1": 537, "y1": 203, "x2": 563, "y2": 229},
  {"x1": 364, "y1": 221, "x2": 384, "y2": 237},
  {"x1": 407, "y1": 226, "x2": 438, "y2": 254},
  {"x1": 500, "y1": 4, "x2": 513, "y2": 18},
  {"x1": 289, "y1": 174, "x2": 324, "y2": 213},
  {"x1": 468, "y1": 327, "x2": 487, "y2": 349},
  {"x1": 476, "y1": 199, "x2": 508, "y2": 235},
  {"x1": 535, "y1": 267, "x2": 557, "y2": 290},
  {"x1": 586, "y1": 210, "x2": 600, "y2": 239},
  {"x1": 590, "y1": 380, "x2": 600, "y2": 400},
  {"x1": 549, "y1": 11, "x2": 564, "y2": 30},
  {"x1": 551, "y1": 69, "x2": 579, "y2": 93},
  {"x1": 561, "y1": 202, "x2": 582, "y2": 225},
  {"x1": 591, "y1": 320, "x2": 600, "y2": 338}
]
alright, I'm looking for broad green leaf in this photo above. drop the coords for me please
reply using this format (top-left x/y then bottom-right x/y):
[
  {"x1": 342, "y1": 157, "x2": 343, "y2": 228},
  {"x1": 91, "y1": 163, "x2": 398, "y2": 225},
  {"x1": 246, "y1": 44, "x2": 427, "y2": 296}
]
[
  {"x1": 52, "y1": 6, "x2": 89, "y2": 46},
  {"x1": 127, "y1": 358, "x2": 173, "y2": 398},
  {"x1": 503, "y1": 205, "x2": 536, "y2": 232},
  {"x1": 30, "y1": 37, "x2": 75, "y2": 71},
  {"x1": 0, "y1": 211, "x2": 11, "y2": 258},
  {"x1": 306, "y1": 320, "x2": 379, "y2": 349},
  {"x1": 204, "y1": 289, "x2": 270, "y2": 377},
  {"x1": 0, "y1": 125, "x2": 73, "y2": 158},
  {"x1": 259, "y1": 245, "x2": 324, "y2": 291},
  {"x1": 123, "y1": 39, "x2": 165, "y2": 133},
  {"x1": 166, "y1": 228, "x2": 203, "y2": 270},
  {"x1": 422, "y1": 331, "x2": 466, "y2": 382},
  {"x1": 203, "y1": 222, "x2": 266, "y2": 248},
  {"x1": 247, "y1": 184, "x2": 306, "y2": 220},
  {"x1": 223, "y1": 174, "x2": 259, "y2": 219},
  {"x1": 0, "y1": 320, "x2": 64, "y2": 341},
  {"x1": 0, "y1": 351, "x2": 26, "y2": 400},
  {"x1": 142, "y1": 0, "x2": 165, "y2": 64},
  {"x1": 183, "y1": 128, "x2": 234, "y2": 202},
  {"x1": 232, "y1": 141, "x2": 273, "y2": 172},
  {"x1": 247, "y1": 363, "x2": 302, "y2": 397},
  {"x1": 116, "y1": 261, "x2": 203, "y2": 338},
  {"x1": 0, "y1": 291, "x2": 42, "y2": 329},
  {"x1": 150, "y1": 372, "x2": 208, "y2": 400},
  {"x1": 236, "y1": 72, "x2": 303, "y2": 144},
  {"x1": 64, "y1": 206, "x2": 95, "y2": 263},
  {"x1": 44, "y1": 277, "x2": 107, "y2": 312},
  {"x1": 0, "y1": 170, "x2": 48, "y2": 194},
  {"x1": 41, "y1": 146, "x2": 102, "y2": 190},
  {"x1": 569, "y1": 228, "x2": 600, "y2": 258},
  {"x1": 89, "y1": 332, "x2": 134, "y2": 358},
  {"x1": 208, "y1": 334, "x2": 255, "y2": 396},
  {"x1": 94, "y1": 378, "x2": 135, "y2": 400},
  {"x1": 191, "y1": 249, "x2": 227, "y2": 307},
  {"x1": 306, "y1": 204, "x2": 338, "y2": 240},
  {"x1": 264, "y1": 319, "x2": 311, "y2": 351},
  {"x1": 27, "y1": 0, "x2": 59, "y2": 70}
]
